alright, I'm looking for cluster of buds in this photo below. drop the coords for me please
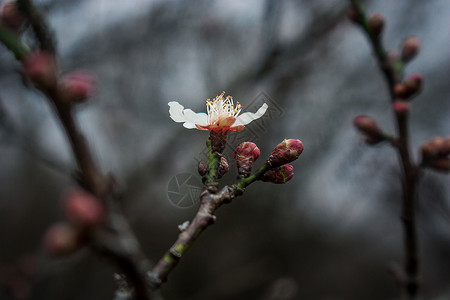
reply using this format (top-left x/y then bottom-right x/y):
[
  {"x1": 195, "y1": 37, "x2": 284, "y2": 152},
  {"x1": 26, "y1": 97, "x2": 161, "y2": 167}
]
[
  {"x1": 0, "y1": 1, "x2": 26, "y2": 31},
  {"x1": 268, "y1": 139, "x2": 303, "y2": 167},
  {"x1": 234, "y1": 142, "x2": 260, "y2": 178},
  {"x1": 22, "y1": 51, "x2": 95, "y2": 104},
  {"x1": 347, "y1": 8, "x2": 423, "y2": 117},
  {"x1": 262, "y1": 139, "x2": 303, "y2": 184},
  {"x1": 420, "y1": 137, "x2": 450, "y2": 172},
  {"x1": 393, "y1": 37, "x2": 422, "y2": 115},
  {"x1": 43, "y1": 188, "x2": 105, "y2": 256},
  {"x1": 353, "y1": 115, "x2": 385, "y2": 145}
]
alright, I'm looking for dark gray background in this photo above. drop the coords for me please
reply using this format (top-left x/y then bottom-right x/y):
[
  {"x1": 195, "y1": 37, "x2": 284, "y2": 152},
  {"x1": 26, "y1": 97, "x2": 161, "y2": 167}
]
[{"x1": 0, "y1": 0, "x2": 449, "y2": 299}]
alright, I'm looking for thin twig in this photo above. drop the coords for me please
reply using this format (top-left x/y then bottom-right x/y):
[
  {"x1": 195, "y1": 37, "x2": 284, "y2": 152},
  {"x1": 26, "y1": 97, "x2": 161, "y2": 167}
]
[
  {"x1": 0, "y1": 4, "x2": 153, "y2": 299},
  {"x1": 349, "y1": 1, "x2": 420, "y2": 299}
]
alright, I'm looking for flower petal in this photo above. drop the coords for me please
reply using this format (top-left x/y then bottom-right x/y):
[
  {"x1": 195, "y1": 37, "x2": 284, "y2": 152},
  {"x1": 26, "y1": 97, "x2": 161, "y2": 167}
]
[
  {"x1": 168, "y1": 101, "x2": 208, "y2": 127},
  {"x1": 233, "y1": 103, "x2": 268, "y2": 126}
]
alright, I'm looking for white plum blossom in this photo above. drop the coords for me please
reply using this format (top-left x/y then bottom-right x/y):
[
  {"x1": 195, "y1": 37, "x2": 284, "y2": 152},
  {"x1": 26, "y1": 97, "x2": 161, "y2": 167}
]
[{"x1": 168, "y1": 92, "x2": 268, "y2": 133}]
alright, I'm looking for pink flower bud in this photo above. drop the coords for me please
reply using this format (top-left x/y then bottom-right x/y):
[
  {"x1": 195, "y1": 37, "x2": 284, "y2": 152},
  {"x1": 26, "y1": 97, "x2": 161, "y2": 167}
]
[
  {"x1": 234, "y1": 142, "x2": 260, "y2": 161},
  {"x1": 393, "y1": 100, "x2": 410, "y2": 116},
  {"x1": 353, "y1": 116, "x2": 385, "y2": 145},
  {"x1": 368, "y1": 13, "x2": 385, "y2": 37},
  {"x1": 393, "y1": 83, "x2": 407, "y2": 98},
  {"x1": 347, "y1": 6, "x2": 361, "y2": 24},
  {"x1": 59, "y1": 70, "x2": 96, "y2": 104},
  {"x1": 353, "y1": 115, "x2": 380, "y2": 135},
  {"x1": 217, "y1": 157, "x2": 229, "y2": 179},
  {"x1": 1, "y1": 1, "x2": 25, "y2": 31},
  {"x1": 63, "y1": 188, "x2": 105, "y2": 227},
  {"x1": 261, "y1": 164, "x2": 294, "y2": 184},
  {"x1": 401, "y1": 36, "x2": 420, "y2": 62},
  {"x1": 440, "y1": 138, "x2": 450, "y2": 156},
  {"x1": 23, "y1": 51, "x2": 58, "y2": 90},
  {"x1": 235, "y1": 142, "x2": 260, "y2": 177},
  {"x1": 269, "y1": 139, "x2": 303, "y2": 167},
  {"x1": 404, "y1": 73, "x2": 423, "y2": 96},
  {"x1": 198, "y1": 162, "x2": 208, "y2": 177},
  {"x1": 43, "y1": 223, "x2": 83, "y2": 256},
  {"x1": 430, "y1": 157, "x2": 450, "y2": 172}
]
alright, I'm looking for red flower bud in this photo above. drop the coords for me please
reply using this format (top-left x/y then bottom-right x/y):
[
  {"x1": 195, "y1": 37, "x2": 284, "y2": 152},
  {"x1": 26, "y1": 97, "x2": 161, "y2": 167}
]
[
  {"x1": 63, "y1": 188, "x2": 105, "y2": 227},
  {"x1": 235, "y1": 142, "x2": 260, "y2": 177},
  {"x1": 393, "y1": 100, "x2": 410, "y2": 116},
  {"x1": 401, "y1": 36, "x2": 420, "y2": 62},
  {"x1": 1, "y1": 1, "x2": 25, "y2": 31},
  {"x1": 261, "y1": 164, "x2": 294, "y2": 184},
  {"x1": 347, "y1": 6, "x2": 361, "y2": 24},
  {"x1": 440, "y1": 138, "x2": 450, "y2": 156},
  {"x1": 353, "y1": 115, "x2": 381, "y2": 135},
  {"x1": 217, "y1": 157, "x2": 229, "y2": 179},
  {"x1": 354, "y1": 116, "x2": 385, "y2": 145},
  {"x1": 421, "y1": 137, "x2": 450, "y2": 159},
  {"x1": 43, "y1": 223, "x2": 83, "y2": 256},
  {"x1": 23, "y1": 51, "x2": 58, "y2": 90},
  {"x1": 234, "y1": 142, "x2": 260, "y2": 161},
  {"x1": 404, "y1": 73, "x2": 423, "y2": 96},
  {"x1": 59, "y1": 70, "x2": 96, "y2": 104},
  {"x1": 269, "y1": 139, "x2": 303, "y2": 167},
  {"x1": 430, "y1": 157, "x2": 450, "y2": 172},
  {"x1": 394, "y1": 83, "x2": 407, "y2": 98},
  {"x1": 368, "y1": 13, "x2": 385, "y2": 37},
  {"x1": 198, "y1": 162, "x2": 208, "y2": 177}
]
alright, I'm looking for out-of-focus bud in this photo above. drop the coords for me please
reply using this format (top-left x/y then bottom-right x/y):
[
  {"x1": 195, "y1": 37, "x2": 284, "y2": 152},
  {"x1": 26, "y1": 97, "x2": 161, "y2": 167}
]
[
  {"x1": 59, "y1": 70, "x2": 96, "y2": 104},
  {"x1": 235, "y1": 142, "x2": 260, "y2": 177},
  {"x1": 63, "y1": 188, "x2": 105, "y2": 227},
  {"x1": 421, "y1": 137, "x2": 450, "y2": 172},
  {"x1": 198, "y1": 162, "x2": 208, "y2": 177},
  {"x1": 347, "y1": 6, "x2": 361, "y2": 24},
  {"x1": 394, "y1": 83, "x2": 407, "y2": 98},
  {"x1": 23, "y1": 51, "x2": 58, "y2": 90},
  {"x1": 353, "y1": 116, "x2": 385, "y2": 145},
  {"x1": 401, "y1": 36, "x2": 420, "y2": 62},
  {"x1": 261, "y1": 164, "x2": 294, "y2": 184},
  {"x1": 387, "y1": 51, "x2": 399, "y2": 62},
  {"x1": 217, "y1": 157, "x2": 229, "y2": 179},
  {"x1": 1, "y1": 1, "x2": 25, "y2": 31},
  {"x1": 404, "y1": 73, "x2": 423, "y2": 96},
  {"x1": 43, "y1": 223, "x2": 83, "y2": 256},
  {"x1": 430, "y1": 157, "x2": 450, "y2": 172},
  {"x1": 268, "y1": 139, "x2": 303, "y2": 168},
  {"x1": 421, "y1": 137, "x2": 447, "y2": 158},
  {"x1": 353, "y1": 115, "x2": 380, "y2": 135},
  {"x1": 393, "y1": 100, "x2": 410, "y2": 116},
  {"x1": 440, "y1": 138, "x2": 450, "y2": 156},
  {"x1": 368, "y1": 13, "x2": 385, "y2": 37}
]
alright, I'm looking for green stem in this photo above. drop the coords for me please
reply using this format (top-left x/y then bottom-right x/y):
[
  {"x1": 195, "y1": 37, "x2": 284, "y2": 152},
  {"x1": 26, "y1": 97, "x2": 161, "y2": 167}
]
[
  {"x1": 234, "y1": 162, "x2": 270, "y2": 190},
  {"x1": 0, "y1": 22, "x2": 29, "y2": 60},
  {"x1": 204, "y1": 139, "x2": 221, "y2": 185}
]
